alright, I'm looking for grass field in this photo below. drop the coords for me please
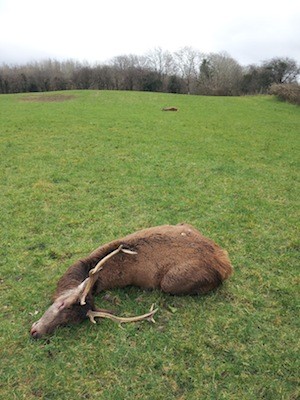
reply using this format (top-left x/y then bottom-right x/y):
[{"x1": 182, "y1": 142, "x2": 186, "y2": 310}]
[{"x1": 0, "y1": 90, "x2": 299, "y2": 399}]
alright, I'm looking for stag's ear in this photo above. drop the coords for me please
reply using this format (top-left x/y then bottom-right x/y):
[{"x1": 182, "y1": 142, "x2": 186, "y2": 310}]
[{"x1": 54, "y1": 279, "x2": 89, "y2": 310}]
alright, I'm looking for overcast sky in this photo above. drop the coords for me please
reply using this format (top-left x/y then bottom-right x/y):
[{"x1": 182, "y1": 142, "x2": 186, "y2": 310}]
[{"x1": 0, "y1": 0, "x2": 299, "y2": 66}]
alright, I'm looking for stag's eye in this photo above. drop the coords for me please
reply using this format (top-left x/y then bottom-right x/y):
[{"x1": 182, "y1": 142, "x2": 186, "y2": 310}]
[{"x1": 57, "y1": 301, "x2": 65, "y2": 310}]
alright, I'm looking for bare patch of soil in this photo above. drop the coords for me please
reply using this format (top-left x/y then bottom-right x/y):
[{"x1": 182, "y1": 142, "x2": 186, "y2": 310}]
[{"x1": 21, "y1": 94, "x2": 76, "y2": 102}]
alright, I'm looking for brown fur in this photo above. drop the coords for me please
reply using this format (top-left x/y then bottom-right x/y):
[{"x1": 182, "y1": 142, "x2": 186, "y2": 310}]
[
  {"x1": 30, "y1": 224, "x2": 233, "y2": 338},
  {"x1": 162, "y1": 107, "x2": 178, "y2": 111}
]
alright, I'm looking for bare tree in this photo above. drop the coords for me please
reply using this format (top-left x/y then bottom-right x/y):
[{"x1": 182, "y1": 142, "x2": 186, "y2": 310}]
[
  {"x1": 71, "y1": 62, "x2": 94, "y2": 89},
  {"x1": 173, "y1": 46, "x2": 202, "y2": 94},
  {"x1": 91, "y1": 65, "x2": 114, "y2": 90},
  {"x1": 145, "y1": 47, "x2": 175, "y2": 91},
  {"x1": 145, "y1": 47, "x2": 174, "y2": 74},
  {"x1": 110, "y1": 54, "x2": 144, "y2": 90},
  {"x1": 198, "y1": 52, "x2": 243, "y2": 95}
]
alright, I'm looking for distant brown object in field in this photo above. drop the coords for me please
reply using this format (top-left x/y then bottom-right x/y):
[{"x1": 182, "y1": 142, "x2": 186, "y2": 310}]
[{"x1": 162, "y1": 107, "x2": 178, "y2": 111}]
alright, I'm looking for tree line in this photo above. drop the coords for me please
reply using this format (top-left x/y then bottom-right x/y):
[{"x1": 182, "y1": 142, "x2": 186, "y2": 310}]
[{"x1": 0, "y1": 47, "x2": 299, "y2": 95}]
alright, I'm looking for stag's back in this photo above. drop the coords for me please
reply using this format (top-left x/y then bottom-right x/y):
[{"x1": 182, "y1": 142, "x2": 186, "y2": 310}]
[{"x1": 87, "y1": 223, "x2": 233, "y2": 294}]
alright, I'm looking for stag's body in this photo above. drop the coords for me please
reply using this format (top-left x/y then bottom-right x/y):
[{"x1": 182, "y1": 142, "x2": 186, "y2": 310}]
[{"x1": 31, "y1": 224, "x2": 233, "y2": 338}]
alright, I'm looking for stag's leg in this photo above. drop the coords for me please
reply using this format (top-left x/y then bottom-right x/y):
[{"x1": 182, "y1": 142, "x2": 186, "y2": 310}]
[{"x1": 160, "y1": 262, "x2": 223, "y2": 295}]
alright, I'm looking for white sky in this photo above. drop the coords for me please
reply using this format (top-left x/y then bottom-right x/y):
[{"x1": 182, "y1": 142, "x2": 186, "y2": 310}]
[{"x1": 0, "y1": 0, "x2": 299, "y2": 66}]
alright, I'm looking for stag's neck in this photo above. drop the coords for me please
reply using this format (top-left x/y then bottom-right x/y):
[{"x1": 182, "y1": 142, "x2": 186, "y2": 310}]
[
  {"x1": 55, "y1": 240, "x2": 123, "y2": 298},
  {"x1": 54, "y1": 260, "x2": 88, "y2": 298}
]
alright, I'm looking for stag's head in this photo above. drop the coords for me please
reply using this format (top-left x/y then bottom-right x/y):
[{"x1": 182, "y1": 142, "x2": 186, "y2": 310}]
[
  {"x1": 30, "y1": 278, "x2": 93, "y2": 339},
  {"x1": 30, "y1": 245, "x2": 155, "y2": 339}
]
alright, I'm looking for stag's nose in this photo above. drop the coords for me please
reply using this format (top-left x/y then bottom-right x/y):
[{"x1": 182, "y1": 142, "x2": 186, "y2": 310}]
[{"x1": 30, "y1": 325, "x2": 42, "y2": 339}]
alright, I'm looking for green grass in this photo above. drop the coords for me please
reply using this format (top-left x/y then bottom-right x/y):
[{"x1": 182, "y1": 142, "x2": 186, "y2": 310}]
[{"x1": 0, "y1": 90, "x2": 299, "y2": 399}]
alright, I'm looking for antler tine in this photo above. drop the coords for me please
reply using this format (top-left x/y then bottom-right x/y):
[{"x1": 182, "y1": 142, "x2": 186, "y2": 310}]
[
  {"x1": 87, "y1": 304, "x2": 158, "y2": 324},
  {"x1": 79, "y1": 245, "x2": 137, "y2": 305}
]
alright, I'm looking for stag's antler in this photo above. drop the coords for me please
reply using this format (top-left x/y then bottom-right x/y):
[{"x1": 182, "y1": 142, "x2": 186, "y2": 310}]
[
  {"x1": 87, "y1": 304, "x2": 158, "y2": 324},
  {"x1": 80, "y1": 245, "x2": 137, "y2": 305}
]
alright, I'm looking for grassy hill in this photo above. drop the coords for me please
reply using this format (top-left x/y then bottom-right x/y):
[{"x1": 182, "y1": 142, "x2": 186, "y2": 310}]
[{"x1": 0, "y1": 91, "x2": 299, "y2": 399}]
